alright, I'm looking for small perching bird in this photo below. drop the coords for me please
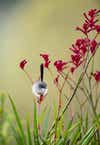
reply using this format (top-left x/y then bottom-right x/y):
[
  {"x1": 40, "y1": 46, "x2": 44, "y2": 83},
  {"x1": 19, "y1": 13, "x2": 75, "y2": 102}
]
[
  {"x1": 32, "y1": 64, "x2": 48, "y2": 104},
  {"x1": 19, "y1": 60, "x2": 48, "y2": 104}
]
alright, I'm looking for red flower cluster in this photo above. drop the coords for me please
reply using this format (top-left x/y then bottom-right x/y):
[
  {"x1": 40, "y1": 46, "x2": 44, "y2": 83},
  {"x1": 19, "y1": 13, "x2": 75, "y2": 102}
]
[
  {"x1": 54, "y1": 60, "x2": 67, "y2": 73},
  {"x1": 53, "y1": 60, "x2": 67, "y2": 84},
  {"x1": 69, "y1": 9, "x2": 100, "y2": 73},
  {"x1": 70, "y1": 38, "x2": 89, "y2": 73},
  {"x1": 69, "y1": 36, "x2": 98, "y2": 73},
  {"x1": 92, "y1": 71, "x2": 100, "y2": 83},
  {"x1": 76, "y1": 9, "x2": 100, "y2": 35},
  {"x1": 19, "y1": 59, "x2": 27, "y2": 70},
  {"x1": 40, "y1": 54, "x2": 51, "y2": 68},
  {"x1": 70, "y1": 38, "x2": 90, "y2": 56}
]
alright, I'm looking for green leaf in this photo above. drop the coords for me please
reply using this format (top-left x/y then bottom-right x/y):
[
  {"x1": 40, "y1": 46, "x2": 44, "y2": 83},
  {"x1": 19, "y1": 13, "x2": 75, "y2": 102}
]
[
  {"x1": 64, "y1": 121, "x2": 80, "y2": 138},
  {"x1": 42, "y1": 108, "x2": 51, "y2": 138},
  {"x1": 70, "y1": 126, "x2": 81, "y2": 145},
  {"x1": 0, "y1": 94, "x2": 6, "y2": 122},
  {"x1": 38, "y1": 105, "x2": 48, "y2": 124},
  {"x1": 85, "y1": 112, "x2": 88, "y2": 132},
  {"x1": 26, "y1": 115, "x2": 32, "y2": 145},
  {"x1": 63, "y1": 121, "x2": 80, "y2": 144},
  {"x1": 53, "y1": 102, "x2": 58, "y2": 120},
  {"x1": 56, "y1": 136, "x2": 64, "y2": 145},
  {"x1": 8, "y1": 94, "x2": 26, "y2": 145},
  {"x1": 8, "y1": 120, "x2": 23, "y2": 145},
  {"x1": 39, "y1": 136, "x2": 48, "y2": 145},
  {"x1": 66, "y1": 119, "x2": 73, "y2": 130},
  {"x1": 33, "y1": 102, "x2": 40, "y2": 145},
  {"x1": 80, "y1": 125, "x2": 96, "y2": 145}
]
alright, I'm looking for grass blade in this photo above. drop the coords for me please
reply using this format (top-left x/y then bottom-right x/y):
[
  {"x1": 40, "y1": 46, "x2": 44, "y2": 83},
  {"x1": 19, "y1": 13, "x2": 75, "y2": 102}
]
[
  {"x1": 70, "y1": 127, "x2": 81, "y2": 145},
  {"x1": 26, "y1": 115, "x2": 32, "y2": 145},
  {"x1": 80, "y1": 125, "x2": 96, "y2": 145},
  {"x1": 8, "y1": 95, "x2": 26, "y2": 145},
  {"x1": 33, "y1": 102, "x2": 40, "y2": 145},
  {"x1": 42, "y1": 108, "x2": 50, "y2": 138}
]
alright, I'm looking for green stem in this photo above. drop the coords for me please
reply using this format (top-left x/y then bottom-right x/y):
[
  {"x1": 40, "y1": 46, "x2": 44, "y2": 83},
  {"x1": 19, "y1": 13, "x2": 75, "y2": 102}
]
[{"x1": 54, "y1": 73, "x2": 68, "y2": 144}]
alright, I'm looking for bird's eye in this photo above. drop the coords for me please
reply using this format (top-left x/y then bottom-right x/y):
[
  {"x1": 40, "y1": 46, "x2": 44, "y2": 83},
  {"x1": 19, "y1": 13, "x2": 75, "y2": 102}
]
[{"x1": 38, "y1": 83, "x2": 46, "y2": 89}]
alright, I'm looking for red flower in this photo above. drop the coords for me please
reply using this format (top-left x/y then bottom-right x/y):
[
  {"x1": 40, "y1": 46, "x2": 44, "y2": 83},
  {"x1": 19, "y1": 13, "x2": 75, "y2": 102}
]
[
  {"x1": 70, "y1": 38, "x2": 90, "y2": 57},
  {"x1": 40, "y1": 53, "x2": 51, "y2": 68},
  {"x1": 83, "y1": 23, "x2": 89, "y2": 30},
  {"x1": 76, "y1": 9, "x2": 100, "y2": 35},
  {"x1": 54, "y1": 60, "x2": 67, "y2": 72},
  {"x1": 90, "y1": 39, "x2": 97, "y2": 54},
  {"x1": 19, "y1": 59, "x2": 27, "y2": 70},
  {"x1": 71, "y1": 54, "x2": 82, "y2": 66},
  {"x1": 76, "y1": 38, "x2": 89, "y2": 55},
  {"x1": 88, "y1": 9, "x2": 100, "y2": 17},
  {"x1": 54, "y1": 75, "x2": 59, "y2": 85},
  {"x1": 70, "y1": 53, "x2": 84, "y2": 73},
  {"x1": 70, "y1": 54, "x2": 84, "y2": 73},
  {"x1": 70, "y1": 67, "x2": 76, "y2": 73},
  {"x1": 40, "y1": 54, "x2": 49, "y2": 61},
  {"x1": 69, "y1": 38, "x2": 90, "y2": 73},
  {"x1": 92, "y1": 71, "x2": 100, "y2": 83},
  {"x1": 95, "y1": 25, "x2": 100, "y2": 33}
]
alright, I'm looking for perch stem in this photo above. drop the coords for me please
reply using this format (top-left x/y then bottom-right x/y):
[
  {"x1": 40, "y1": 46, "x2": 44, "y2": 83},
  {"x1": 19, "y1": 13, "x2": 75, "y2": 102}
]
[
  {"x1": 24, "y1": 70, "x2": 33, "y2": 84},
  {"x1": 37, "y1": 102, "x2": 41, "y2": 135}
]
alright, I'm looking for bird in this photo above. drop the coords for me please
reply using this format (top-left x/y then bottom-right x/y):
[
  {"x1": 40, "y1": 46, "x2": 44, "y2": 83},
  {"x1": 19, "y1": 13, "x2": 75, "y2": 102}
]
[{"x1": 32, "y1": 64, "x2": 48, "y2": 103}]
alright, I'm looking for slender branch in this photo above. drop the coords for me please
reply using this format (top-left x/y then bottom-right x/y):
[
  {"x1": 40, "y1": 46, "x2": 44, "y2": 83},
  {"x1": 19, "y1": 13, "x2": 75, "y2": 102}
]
[
  {"x1": 24, "y1": 70, "x2": 34, "y2": 84},
  {"x1": 54, "y1": 73, "x2": 68, "y2": 143}
]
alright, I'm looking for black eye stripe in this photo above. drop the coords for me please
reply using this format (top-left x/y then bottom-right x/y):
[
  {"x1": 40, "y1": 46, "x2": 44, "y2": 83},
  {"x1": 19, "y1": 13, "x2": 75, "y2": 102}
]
[{"x1": 38, "y1": 83, "x2": 46, "y2": 88}]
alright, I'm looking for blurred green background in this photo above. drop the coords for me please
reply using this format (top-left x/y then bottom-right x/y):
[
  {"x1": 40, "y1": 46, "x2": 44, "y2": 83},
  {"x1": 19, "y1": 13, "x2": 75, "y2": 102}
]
[{"x1": 0, "y1": 0, "x2": 100, "y2": 116}]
